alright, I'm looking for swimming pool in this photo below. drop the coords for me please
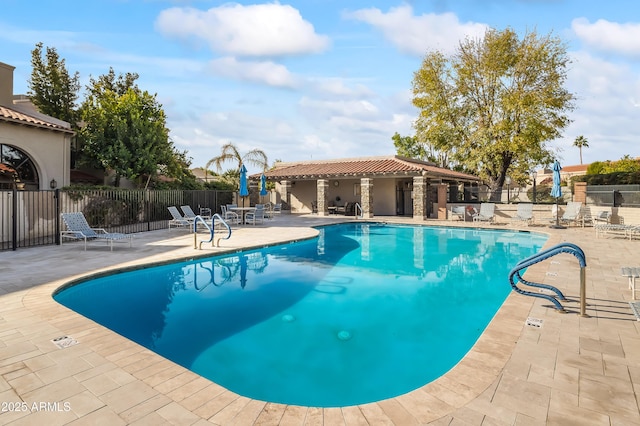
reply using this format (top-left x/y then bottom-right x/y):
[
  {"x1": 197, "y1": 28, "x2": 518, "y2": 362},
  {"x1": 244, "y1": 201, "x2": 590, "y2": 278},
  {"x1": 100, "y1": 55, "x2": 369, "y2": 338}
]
[{"x1": 54, "y1": 223, "x2": 546, "y2": 407}]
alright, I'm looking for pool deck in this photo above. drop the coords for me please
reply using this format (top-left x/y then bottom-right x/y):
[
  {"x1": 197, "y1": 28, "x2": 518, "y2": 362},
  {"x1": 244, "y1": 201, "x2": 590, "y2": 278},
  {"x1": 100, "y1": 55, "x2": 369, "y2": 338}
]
[{"x1": 1, "y1": 214, "x2": 639, "y2": 425}]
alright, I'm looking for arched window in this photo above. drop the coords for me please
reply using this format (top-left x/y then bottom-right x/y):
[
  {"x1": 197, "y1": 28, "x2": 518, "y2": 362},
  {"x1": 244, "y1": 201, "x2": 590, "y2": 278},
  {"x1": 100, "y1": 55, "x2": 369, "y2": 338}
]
[{"x1": 0, "y1": 144, "x2": 39, "y2": 190}]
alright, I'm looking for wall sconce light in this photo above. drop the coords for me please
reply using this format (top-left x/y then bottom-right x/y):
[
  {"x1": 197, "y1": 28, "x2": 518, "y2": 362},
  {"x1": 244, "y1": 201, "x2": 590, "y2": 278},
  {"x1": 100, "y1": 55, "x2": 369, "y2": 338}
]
[{"x1": 49, "y1": 178, "x2": 57, "y2": 189}]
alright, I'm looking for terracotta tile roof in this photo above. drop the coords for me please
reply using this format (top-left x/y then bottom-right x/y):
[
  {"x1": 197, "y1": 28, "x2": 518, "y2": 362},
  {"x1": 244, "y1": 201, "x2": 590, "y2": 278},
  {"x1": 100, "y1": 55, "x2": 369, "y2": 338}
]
[
  {"x1": 561, "y1": 164, "x2": 589, "y2": 173},
  {"x1": 0, "y1": 105, "x2": 74, "y2": 133},
  {"x1": 260, "y1": 156, "x2": 479, "y2": 182}
]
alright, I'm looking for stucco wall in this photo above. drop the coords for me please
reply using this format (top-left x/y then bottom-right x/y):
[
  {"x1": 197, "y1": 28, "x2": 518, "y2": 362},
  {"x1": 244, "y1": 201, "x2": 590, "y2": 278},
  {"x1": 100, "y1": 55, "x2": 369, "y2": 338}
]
[
  {"x1": 372, "y1": 178, "x2": 397, "y2": 216},
  {"x1": 0, "y1": 122, "x2": 71, "y2": 189},
  {"x1": 281, "y1": 177, "x2": 400, "y2": 215}
]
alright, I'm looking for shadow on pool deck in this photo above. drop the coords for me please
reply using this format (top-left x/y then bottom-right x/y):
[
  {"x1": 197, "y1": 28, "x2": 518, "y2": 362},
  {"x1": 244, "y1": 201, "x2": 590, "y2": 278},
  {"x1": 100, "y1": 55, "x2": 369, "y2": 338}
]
[{"x1": 1, "y1": 214, "x2": 639, "y2": 425}]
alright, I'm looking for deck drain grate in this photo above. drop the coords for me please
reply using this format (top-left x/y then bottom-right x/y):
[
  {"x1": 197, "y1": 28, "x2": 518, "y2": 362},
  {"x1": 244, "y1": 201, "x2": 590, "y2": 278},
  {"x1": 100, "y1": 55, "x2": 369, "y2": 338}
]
[
  {"x1": 526, "y1": 317, "x2": 543, "y2": 328},
  {"x1": 51, "y1": 335, "x2": 78, "y2": 349}
]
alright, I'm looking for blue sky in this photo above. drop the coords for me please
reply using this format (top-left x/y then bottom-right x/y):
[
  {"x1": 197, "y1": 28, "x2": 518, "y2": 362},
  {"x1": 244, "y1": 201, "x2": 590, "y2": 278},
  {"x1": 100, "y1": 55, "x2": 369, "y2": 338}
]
[{"x1": 2, "y1": 0, "x2": 639, "y2": 172}]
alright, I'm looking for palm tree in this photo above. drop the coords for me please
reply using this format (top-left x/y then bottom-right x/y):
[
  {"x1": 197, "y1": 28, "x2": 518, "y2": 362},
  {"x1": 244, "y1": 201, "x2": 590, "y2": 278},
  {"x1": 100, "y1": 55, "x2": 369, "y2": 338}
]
[
  {"x1": 573, "y1": 135, "x2": 589, "y2": 165},
  {"x1": 206, "y1": 142, "x2": 269, "y2": 176}
]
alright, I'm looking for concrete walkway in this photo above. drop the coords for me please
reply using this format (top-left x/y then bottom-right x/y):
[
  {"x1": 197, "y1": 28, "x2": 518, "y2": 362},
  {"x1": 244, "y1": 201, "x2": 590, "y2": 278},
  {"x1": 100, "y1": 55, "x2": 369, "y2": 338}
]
[{"x1": 0, "y1": 215, "x2": 639, "y2": 425}]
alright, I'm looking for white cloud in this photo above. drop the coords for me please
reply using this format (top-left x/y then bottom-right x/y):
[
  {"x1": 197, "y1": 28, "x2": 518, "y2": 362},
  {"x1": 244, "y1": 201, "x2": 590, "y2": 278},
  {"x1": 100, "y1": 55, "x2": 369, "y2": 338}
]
[
  {"x1": 558, "y1": 50, "x2": 640, "y2": 164},
  {"x1": 208, "y1": 57, "x2": 299, "y2": 88},
  {"x1": 299, "y1": 97, "x2": 379, "y2": 119},
  {"x1": 155, "y1": 3, "x2": 330, "y2": 57},
  {"x1": 572, "y1": 18, "x2": 640, "y2": 57},
  {"x1": 309, "y1": 78, "x2": 375, "y2": 99},
  {"x1": 344, "y1": 4, "x2": 487, "y2": 56}
]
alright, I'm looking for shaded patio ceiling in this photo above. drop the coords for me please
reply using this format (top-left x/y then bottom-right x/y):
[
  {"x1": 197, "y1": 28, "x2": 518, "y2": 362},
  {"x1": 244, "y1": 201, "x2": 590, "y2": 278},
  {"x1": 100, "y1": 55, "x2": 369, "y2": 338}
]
[{"x1": 256, "y1": 155, "x2": 480, "y2": 183}]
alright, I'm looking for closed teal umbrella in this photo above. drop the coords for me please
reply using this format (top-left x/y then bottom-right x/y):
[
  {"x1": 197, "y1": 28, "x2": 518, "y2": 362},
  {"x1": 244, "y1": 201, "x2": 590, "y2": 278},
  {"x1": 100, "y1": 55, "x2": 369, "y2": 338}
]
[
  {"x1": 239, "y1": 164, "x2": 249, "y2": 207},
  {"x1": 260, "y1": 173, "x2": 268, "y2": 196},
  {"x1": 550, "y1": 160, "x2": 564, "y2": 229},
  {"x1": 551, "y1": 160, "x2": 562, "y2": 198}
]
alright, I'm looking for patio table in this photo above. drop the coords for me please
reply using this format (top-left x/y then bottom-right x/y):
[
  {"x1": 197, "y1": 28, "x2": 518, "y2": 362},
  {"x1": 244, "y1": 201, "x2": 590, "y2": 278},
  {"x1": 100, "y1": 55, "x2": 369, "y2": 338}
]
[{"x1": 230, "y1": 207, "x2": 256, "y2": 224}]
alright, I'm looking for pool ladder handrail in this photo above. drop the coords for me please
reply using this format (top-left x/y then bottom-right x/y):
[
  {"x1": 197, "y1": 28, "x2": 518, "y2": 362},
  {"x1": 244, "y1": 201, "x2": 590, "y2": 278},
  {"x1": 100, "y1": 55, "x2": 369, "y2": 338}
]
[
  {"x1": 193, "y1": 214, "x2": 232, "y2": 249},
  {"x1": 354, "y1": 202, "x2": 364, "y2": 219},
  {"x1": 508, "y1": 242, "x2": 588, "y2": 316}
]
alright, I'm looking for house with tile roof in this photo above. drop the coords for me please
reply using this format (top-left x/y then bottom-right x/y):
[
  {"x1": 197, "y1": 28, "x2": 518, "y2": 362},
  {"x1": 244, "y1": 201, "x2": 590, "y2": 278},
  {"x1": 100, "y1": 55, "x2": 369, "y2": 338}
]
[
  {"x1": 0, "y1": 61, "x2": 75, "y2": 190},
  {"x1": 258, "y1": 156, "x2": 481, "y2": 219}
]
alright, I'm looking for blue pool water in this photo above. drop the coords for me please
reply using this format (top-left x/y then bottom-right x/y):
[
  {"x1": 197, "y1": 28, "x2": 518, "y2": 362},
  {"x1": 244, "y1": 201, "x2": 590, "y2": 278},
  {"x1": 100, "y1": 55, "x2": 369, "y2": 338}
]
[{"x1": 54, "y1": 223, "x2": 546, "y2": 407}]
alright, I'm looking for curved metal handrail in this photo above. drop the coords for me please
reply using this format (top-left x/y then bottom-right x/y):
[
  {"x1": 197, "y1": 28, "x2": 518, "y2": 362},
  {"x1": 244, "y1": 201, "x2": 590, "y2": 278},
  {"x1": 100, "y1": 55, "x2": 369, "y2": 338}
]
[
  {"x1": 211, "y1": 214, "x2": 231, "y2": 247},
  {"x1": 508, "y1": 242, "x2": 587, "y2": 315},
  {"x1": 193, "y1": 214, "x2": 232, "y2": 249},
  {"x1": 354, "y1": 202, "x2": 363, "y2": 219}
]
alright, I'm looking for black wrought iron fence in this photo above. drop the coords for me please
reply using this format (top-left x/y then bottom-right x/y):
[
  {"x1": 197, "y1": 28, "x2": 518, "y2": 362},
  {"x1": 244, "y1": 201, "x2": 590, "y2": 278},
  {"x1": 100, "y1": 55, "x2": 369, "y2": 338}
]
[
  {"x1": 586, "y1": 185, "x2": 640, "y2": 207},
  {"x1": 0, "y1": 189, "x2": 234, "y2": 251}
]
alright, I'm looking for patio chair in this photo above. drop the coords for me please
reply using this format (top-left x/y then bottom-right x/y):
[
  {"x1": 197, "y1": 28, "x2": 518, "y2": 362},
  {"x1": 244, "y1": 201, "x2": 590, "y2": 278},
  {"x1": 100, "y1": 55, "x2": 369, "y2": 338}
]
[
  {"x1": 579, "y1": 205, "x2": 594, "y2": 228},
  {"x1": 560, "y1": 201, "x2": 582, "y2": 226},
  {"x1": 336, "y1": 202, "x2": 354, "y2": 215},
  {"x1": 180, "y1": 205, "x2": 198, "y2": 221},
  {"x1": 543, "y1": 204, "x2": 559, "y2": 223},
  {"x1": 220, "y1": 205, "x2": 240, "y2": 225},
  {"x1": 60, "y1": 212, "x2": 133, "y2": 251},
  {"x1": 167, "y1": 206, "x2": 193, "y2": 230},
  {"x1": 593, "y1": 210, "x2": 612, "y2": 225},
  {"x1": 449, "y1": 205, "x2": 466, "y2": 221},
  {"x1": 245, "y1": 204, "x2": 265, "y2": 225},
  {"x1": 472, "y1": 203, "x2": 495, "y2": 223},
  {"x1": 510, "y1": 203, "x2": 533, "y2": 226}
]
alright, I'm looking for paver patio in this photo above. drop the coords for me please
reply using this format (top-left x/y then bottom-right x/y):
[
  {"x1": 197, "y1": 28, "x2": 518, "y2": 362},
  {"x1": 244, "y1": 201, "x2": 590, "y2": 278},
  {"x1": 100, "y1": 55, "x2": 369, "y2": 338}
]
[{"x1": 1, "y1": 214, "x2": 639, "y2": 425}]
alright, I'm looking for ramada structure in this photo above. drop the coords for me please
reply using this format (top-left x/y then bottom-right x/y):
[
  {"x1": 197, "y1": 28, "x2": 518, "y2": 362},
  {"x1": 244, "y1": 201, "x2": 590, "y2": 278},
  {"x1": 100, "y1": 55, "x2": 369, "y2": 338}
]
[{"x1": 260, "y1": 156, "x2": 481, "y2": 220}]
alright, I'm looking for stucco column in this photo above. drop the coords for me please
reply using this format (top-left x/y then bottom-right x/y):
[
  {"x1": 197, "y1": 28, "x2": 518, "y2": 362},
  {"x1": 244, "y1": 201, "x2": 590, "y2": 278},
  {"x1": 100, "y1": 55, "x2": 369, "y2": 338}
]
[
  {"x1": 278, "y1": 180, "x2": 291, "y2": 211},
  {"x1": 412, "y1": 175, "x2": 427, "y2": 220},
  {"x1": 360, "y1": 177, "x2": 373, "y2": 219},
  {"x1": 574, "y1": 181, "x2": 587, "y2": 204},
  {"x1": 249, "y1": 180, "x2": 259, "y2": 206},
  {"x1": 437, "y1": 183, "x2": 448, "y2": 220},
  {"x1": 317, "y1": 179, "x2": 329, "y2": 216}
]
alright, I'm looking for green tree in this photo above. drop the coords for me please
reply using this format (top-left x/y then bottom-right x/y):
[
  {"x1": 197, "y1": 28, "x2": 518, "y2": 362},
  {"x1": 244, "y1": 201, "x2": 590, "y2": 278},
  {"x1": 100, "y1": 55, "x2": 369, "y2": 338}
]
[
  {"x1": 392, "y1": 132, "x2": 454, "y2": 168},
  {"x1": 79, "y1": 69, "x2": 181, "y2": 187},
  {"x1": 586, "y1": 160, "x2": 607, "y2": 175},
  {"x1": 573, "y1": 135, "x2": 589, "y2": 165},
  {"x1": 27, "y1": 42, "x2": 80, "y2": 125},
  {"x1": 411, "y1": 28, "x2": 575, "y2": 201},
  {"x1": 393, "y1": 132, "x2": 426, "y2": 160},
  {"x1": 28, "y1": 43, "x2": 82, "y2": 167},
  {"x1": 206, "y1": 142, "x2": 269, "y2": 181},
  {"x1": 607, "y1": 155, "x2": 640, "y2": 173}
]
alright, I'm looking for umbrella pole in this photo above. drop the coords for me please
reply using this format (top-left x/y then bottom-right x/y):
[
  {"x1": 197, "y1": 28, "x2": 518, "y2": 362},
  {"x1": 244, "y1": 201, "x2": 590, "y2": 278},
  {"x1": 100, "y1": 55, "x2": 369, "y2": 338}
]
[{"x1": 551, "y1": 197, "x2": 566, "y2": 229}]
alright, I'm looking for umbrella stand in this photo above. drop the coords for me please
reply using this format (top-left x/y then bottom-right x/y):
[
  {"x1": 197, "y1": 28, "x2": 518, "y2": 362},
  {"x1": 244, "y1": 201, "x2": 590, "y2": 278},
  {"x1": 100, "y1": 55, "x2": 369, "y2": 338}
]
[{"x1": 549, "y1": 197, "x2": 566, "y2": 229}]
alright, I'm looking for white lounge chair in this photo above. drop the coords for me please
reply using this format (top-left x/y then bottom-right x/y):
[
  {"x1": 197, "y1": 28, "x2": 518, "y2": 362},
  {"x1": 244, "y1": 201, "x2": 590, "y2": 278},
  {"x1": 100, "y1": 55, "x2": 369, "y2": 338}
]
[
  {"x1": 449, "y1": 205, "x2": 466, "y2": 221},
  {"x1": 593, "y1": 210, "x2": 612, "y2": 225},
  {"x1": 245, "y1": 204, "x2": 265, "y2": 225},
  {"x1": 61, "y1": 212, "x2": 133, "y2": 250},
  {"x1": 511, "y1": 203, "x2": 533, "y2": 226},
  {"x1": 473, "y1": 203, "x2": 495, "y2": 223},
  {"x1": 544, "y1": 204, "x2": 559, "y2": 223},
  {"x1": 560, "y1": 201, "x2": 582, "y2": 226},
  {"x1": 167, "y1": 206, "x2": 193, "y2": 230},
  {"x1": 180, "y1": 205, "x2": 198, "y2": 220}
]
